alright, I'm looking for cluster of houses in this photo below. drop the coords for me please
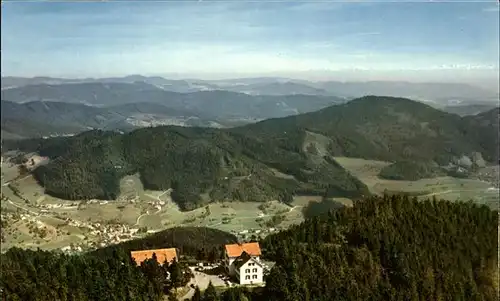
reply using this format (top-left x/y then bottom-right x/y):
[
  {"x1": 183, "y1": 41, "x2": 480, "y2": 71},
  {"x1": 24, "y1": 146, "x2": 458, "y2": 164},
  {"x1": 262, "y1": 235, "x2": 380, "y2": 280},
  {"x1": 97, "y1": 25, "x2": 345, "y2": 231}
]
[{"x1": 130, "y1": 242, "x2": 265, "y2": 285}]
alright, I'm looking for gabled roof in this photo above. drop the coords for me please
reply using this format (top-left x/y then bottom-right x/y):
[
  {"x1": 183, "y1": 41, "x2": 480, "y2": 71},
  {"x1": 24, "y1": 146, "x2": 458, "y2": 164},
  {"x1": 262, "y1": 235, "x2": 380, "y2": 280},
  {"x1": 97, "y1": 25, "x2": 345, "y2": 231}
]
[
  {"x1": 225, "y1": 242, "x2": 261, "y2": 258},
  {"x1": 130, "y1": 248, "x2": 178, "y2": 266},
  {"x1": 233, "y1": 251, "x2": 263, "y2": 270}
]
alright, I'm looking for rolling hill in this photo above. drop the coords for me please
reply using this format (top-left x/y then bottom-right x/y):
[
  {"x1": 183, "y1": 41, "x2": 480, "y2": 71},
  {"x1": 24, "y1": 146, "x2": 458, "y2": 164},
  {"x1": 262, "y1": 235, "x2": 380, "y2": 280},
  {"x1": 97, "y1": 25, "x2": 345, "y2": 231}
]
[
  {"x1": 462, "y1": 107, "x2": 500, "y2": 164},
  {"x1": 1, "y1": 95, "x2": 345, "y2": 140},
  {"x1": 237, "y1": 96, "x2": 499, "y2": 163},
  {"x1": 1, "y1": 118, "x2": 83, "y2": 140},
  {"x1": 1, "y1": 100, "x2": 212, "y2": 139},
  {"x1": 1, "y1": 82, "x2": 346, "y2": 120},
  {"x1": 2, "y1": 96, "x2": 497, "y2": 210}
]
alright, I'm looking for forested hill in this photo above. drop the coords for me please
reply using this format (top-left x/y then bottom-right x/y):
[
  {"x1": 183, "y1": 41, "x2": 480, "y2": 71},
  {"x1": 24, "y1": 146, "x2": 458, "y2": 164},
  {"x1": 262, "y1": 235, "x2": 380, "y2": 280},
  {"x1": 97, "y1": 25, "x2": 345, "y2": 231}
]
[
  {"x1": 259, "y1": 195, "x2": 499, "y2": 300},
  {"x1": 2, "y1": 96, "x2": 497, "y2": 210},
  {"x1": 462, "y1": 107, "x2": 500, "y2": 164},
  {"x1": 1, "y1": 196, "x2": 498, "y2": 301},
  {"x1": 237, "y1": 96, "x2": 499, "y2": 162}
]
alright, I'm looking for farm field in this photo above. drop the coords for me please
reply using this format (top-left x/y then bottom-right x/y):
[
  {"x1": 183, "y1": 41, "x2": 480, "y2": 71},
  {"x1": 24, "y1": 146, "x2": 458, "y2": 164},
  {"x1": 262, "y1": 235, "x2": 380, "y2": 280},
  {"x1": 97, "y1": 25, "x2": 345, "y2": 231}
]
[
  {"x1": 334, "y1": 157, "x2": 499, "y2": 209},
  {"x1": 1, "y1": 162, "x2": 21, "y2": 184}
]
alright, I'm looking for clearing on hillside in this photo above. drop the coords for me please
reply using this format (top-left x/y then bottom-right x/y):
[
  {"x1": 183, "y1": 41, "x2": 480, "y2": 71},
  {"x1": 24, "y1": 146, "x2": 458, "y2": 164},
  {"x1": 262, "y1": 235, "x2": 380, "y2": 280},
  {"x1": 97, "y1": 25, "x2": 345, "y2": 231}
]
[{"x1": 334, "y1": 157, "x2": 499, "y2": 209}]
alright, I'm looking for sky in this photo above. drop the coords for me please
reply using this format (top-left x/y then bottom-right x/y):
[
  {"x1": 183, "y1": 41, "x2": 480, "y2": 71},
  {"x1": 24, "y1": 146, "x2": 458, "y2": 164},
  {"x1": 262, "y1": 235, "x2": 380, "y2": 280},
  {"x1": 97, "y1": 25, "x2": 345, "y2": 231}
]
[{"x1": 1, "y1": 0, "x2": 499, "y2": 88}]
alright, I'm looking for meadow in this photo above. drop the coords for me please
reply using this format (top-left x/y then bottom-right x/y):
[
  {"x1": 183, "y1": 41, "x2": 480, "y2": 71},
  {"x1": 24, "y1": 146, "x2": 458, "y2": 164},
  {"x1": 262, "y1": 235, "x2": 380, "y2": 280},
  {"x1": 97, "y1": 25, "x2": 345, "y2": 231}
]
[{"x1": 334, "y1": 157, "x2": 499, "y2": 209}]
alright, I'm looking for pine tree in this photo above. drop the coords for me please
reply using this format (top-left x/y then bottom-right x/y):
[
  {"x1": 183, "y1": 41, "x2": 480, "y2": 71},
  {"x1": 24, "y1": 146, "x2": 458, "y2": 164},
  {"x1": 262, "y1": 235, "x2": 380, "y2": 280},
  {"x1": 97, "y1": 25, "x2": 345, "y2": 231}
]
[
  {"x1": 203, "y1": 281, "x2": 218, "y2": 301},
  {"x1": 169, "y1": 259, "x2": 183, "y2": 288}
]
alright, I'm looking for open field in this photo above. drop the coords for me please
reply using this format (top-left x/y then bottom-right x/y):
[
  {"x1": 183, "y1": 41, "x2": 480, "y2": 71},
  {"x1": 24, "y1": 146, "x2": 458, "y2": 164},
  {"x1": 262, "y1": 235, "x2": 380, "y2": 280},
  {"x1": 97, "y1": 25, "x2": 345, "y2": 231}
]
[
  {"x1": 334, "y1": 157, "x2": 499, "y2": 209},
  {"x1": 1, "y1": 162, "x2": 21, "y2": 184}
]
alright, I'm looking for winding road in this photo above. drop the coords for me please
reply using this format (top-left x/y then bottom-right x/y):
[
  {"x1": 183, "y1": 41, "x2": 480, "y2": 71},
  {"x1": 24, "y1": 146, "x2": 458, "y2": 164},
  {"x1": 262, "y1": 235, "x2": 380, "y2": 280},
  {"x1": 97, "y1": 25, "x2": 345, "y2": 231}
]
[
  {"x1": 5, "y1": 199, "x2": 38, "y2": 215},
  {"x1": 135, "y1": 190, "x2": 169, "y2": 225}
]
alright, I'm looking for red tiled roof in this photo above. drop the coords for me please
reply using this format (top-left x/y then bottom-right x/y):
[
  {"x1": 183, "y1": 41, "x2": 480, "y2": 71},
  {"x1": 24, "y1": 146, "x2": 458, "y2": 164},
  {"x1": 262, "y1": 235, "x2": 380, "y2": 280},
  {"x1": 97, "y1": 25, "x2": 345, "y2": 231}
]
[
  {"x1": 130, "y1": 248, "x2": 178, "y2": 266},
  {"x1": 225, "y1": 242, "x2": 261, "y2": 258}
]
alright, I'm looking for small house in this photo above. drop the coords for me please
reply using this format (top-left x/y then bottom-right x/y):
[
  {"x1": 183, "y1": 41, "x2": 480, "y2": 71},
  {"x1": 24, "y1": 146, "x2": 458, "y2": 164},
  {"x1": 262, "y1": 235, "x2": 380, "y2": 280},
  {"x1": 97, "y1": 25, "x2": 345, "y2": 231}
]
[{"x1": 224, "y1": 242, "x2": 264, "y2": 285}]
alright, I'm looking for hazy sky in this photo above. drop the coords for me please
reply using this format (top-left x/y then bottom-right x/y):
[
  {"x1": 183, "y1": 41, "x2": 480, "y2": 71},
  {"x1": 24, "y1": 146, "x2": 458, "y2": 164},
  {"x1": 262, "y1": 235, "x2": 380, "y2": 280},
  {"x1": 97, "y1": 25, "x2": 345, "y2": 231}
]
[{"x1": 1, "y1": 0, "x2": 499, "y2": 87}]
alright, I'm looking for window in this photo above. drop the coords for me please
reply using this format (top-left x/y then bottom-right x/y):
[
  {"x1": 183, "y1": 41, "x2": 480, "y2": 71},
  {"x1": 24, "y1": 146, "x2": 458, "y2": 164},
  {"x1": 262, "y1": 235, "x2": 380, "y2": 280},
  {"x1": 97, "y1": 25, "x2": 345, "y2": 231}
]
[
  {"x1": 245, "y1": 275, "x2": 250, "y2": 280},
  {"x1": 252, "y1": 275, "x2": 257, "y2": 279},
  {"x1": 245, "y1": 269, "x2": 250, "y2": 273},
  {"x1": 252, "y1": 268, "x2": 257, "y2": 272}
]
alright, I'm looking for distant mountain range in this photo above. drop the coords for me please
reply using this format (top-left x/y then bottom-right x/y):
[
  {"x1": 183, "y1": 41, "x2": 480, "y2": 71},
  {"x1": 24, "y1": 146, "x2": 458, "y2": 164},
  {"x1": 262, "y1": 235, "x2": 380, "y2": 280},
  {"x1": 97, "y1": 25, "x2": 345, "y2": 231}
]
[
  {"x1": 1, "y1": 89, "x2": 346, "y2": 139},
  {"x1": 441, "y1": 103, "x2": 500, "y2": 116},
  {"x1": 3, "y1": 96, "x2": 498, "y2": 210},
  {"x1": 2, "y1": 75, "x2": 498, "y2": 140},
  {"x1": 3, "y1": 75, "x2": 498, "y2": 105},
  {"x1": 1, "y1": 81, "x2": 345, "y2": 114}
]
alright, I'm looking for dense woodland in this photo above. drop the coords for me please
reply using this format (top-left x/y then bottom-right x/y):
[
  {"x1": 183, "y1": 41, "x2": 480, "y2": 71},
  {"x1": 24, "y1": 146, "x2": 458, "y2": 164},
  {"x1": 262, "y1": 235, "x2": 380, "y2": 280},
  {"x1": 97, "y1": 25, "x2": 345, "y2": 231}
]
[
  {"x1": 93, "y1": 227, "x2": 237, "y2": 263},
  {"x1": 1, "y1": 195, "x2": 498, "y2": 301},
  {"x1": 378, "y1": 160, "x2": 446, "y2": 181},
  {"x1": 0, "y1": 246, "x2": 194, "y2": 301},
  {"x1": 2, "y1": 96, "x2": 497, "y2": 210},
  {"x1": 260, "y1": 195, "x2": 498, "y2": 301}
]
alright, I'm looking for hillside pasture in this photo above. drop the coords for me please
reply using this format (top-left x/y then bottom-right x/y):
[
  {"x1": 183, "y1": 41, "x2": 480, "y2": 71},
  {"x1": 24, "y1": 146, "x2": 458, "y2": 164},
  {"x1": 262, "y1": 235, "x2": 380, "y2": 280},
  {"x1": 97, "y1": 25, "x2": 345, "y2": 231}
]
[
  {"x1": 1, "y1": 162, "x2": 21, "y2": 184},
  {"x1": 147, "y1": 200, "x2": 302, "y2": 233}
]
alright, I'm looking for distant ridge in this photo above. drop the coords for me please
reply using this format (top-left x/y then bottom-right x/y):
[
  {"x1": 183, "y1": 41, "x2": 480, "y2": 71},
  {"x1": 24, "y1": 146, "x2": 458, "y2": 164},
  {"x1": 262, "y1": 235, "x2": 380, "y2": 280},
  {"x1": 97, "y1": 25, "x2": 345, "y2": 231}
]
[{"x1": 2, "y1": 75, "x2": 497, "y2": 103}]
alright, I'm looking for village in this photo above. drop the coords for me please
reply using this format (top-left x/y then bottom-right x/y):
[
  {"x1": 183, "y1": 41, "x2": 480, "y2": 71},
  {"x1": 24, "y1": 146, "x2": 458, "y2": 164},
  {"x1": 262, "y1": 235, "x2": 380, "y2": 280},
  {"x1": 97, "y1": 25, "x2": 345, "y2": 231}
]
[
  {"x1": 1, "y1": 198, "x2": 281, "y2": 255},
  {"x1": 1, "y1": 153, "x2": 290, "y2": 255}
]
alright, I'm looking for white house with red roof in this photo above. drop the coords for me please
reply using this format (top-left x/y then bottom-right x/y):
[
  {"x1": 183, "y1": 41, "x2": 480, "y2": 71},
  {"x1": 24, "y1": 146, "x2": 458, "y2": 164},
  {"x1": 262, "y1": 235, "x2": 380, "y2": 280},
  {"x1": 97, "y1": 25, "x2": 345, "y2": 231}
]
[{"x1": 224, "y1": 242, "x2": 264, "y2": 285}]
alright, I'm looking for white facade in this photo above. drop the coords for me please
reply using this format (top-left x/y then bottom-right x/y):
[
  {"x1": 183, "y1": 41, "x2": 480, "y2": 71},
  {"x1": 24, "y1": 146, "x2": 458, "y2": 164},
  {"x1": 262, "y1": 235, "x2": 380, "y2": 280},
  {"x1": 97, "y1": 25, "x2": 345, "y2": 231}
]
[
  {"x1": 234, "y1": 257, "x2": 264, "y2": 285},
  {"x1": 226, "y1": 254, "x2": 261, "y2": 275}
]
